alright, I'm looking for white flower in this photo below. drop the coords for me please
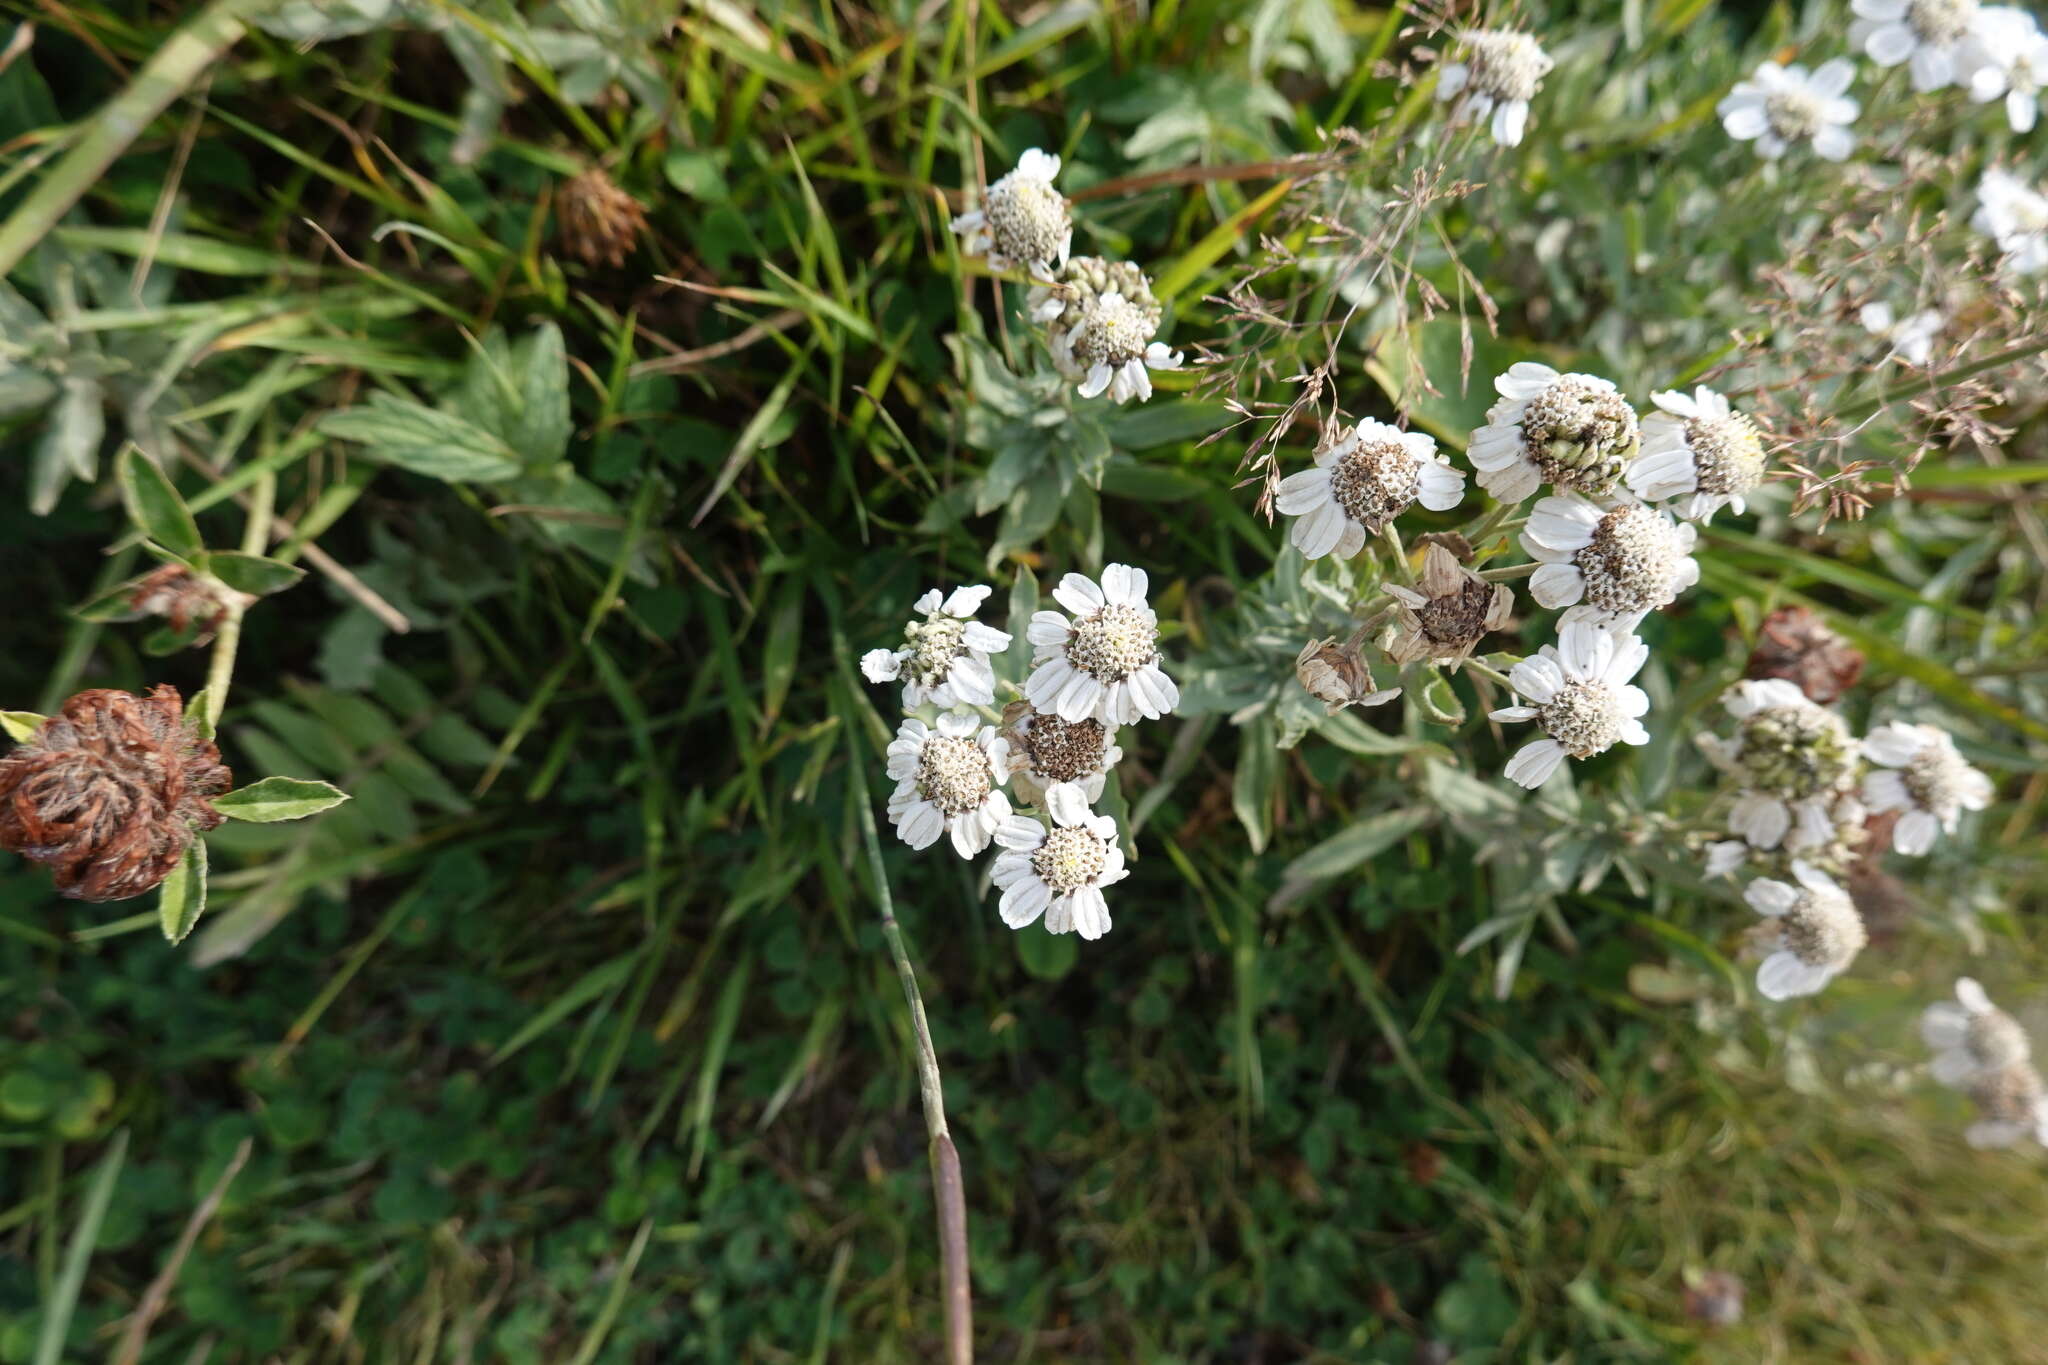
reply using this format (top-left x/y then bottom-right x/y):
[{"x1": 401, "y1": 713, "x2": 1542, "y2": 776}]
[
  {"x1": 1468, "y1": 363, "x2": 1640, "y2": 504},
  {"x1": 1745, "y1": 861, "x2": 1867, "y2": 1000},
  {"x1": 949, "y1": 148, "x2": 1072, "y2": 279},
  {"x1": 1962, "y1": 1063, "x2": 2048, "y2": 1148},
  {"x1": 1275, "y1": 419, "x2": 1466, "y2": 559},
  {"x1": 1384, "y1": 542, "x2": 1516, "y2": 667},
  {"x1": 1629, "y1": 386, "x2": 1769, "y2": 522},
  {"x1": 1717, "y1": 59, "x2": 1860, "y2": 159},
  {"x1": 1923, "y1": 978, "x2": 2032, "y2": 1088},
  {"x1": 1002, "y1": 703, "x2": 1123, "y2": 826},
  {"x1": 1436, "y1": 30, "x2": 1554, "y2": 147},
  {"x1": 1972, "y1": 168, "x2": 2048, "y2": 275},
  {"x1": 1024, "y1": 564, "x2": 1179, "y2": 725},
  {"x1": 883, "y1": 713, "x2": 1013, "y2": 857},
  {"x1": 1852, "y1": 0, "x2": 1982, "y2": 90},
  {"x1": 1709, "y1": 680, "x2": 1862, "y2": 853},
  {"x1": 1861, "y1": 721, "x2": 1994, "y2": 854},
  {"x1": 860, "y1": 585, "x2": 1013, "y2": 710},
  {"x1": 1030, "y1": 257, "x2": 1182, "y2": 404},
  {"x1": 1489, "y1": 619, "x2": 1652, "y2": 788},
  {"x1": 1858, "y1": 301, "x2": 1943, "y2": 366},
  {"x1": 1523, "y1": 495, "x2": 1699, "y2": 624},
  {"x1": 991, "y1": 806, "x2": 1127, "y2": 940},
  {"x1": 1960, "y1": 6, "x2": 2048, "y2": 131}
]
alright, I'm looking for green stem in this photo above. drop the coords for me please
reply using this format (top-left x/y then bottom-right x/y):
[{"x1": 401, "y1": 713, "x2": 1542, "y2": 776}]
[
  {"x1": 0, "y1": 0, "x2": 274, "y2": 279},
  {"x1": 849, "y1": 727, "x2": 973, "y2": 1365},
  {"x1": 1464, "y1": 659, "x2": 1514, "y2": 690},
  {"x1": 202, "y1": 470, "x2": 273, "y2": 732},
  {"x1": 1833, "y1": 336, "x2": 2048, "y2": 426}
]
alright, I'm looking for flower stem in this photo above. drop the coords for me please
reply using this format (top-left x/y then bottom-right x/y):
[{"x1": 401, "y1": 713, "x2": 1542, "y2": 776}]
[
  {"x1": 1461, "y1": 500, "x2": 1521, "y2": 558},
  {"x1": 1464, "y1": 659, "x2": 1514, "y2": 690},
  {"x1": 202, "y1": 471, "x2": 273, "y2": 732},
  {"x1": 1479, "y1": 561, "x2": 1538, "y2": 582},
  {"x1": 850, "y1": 731, "x2": 973, "y2": 1364}
]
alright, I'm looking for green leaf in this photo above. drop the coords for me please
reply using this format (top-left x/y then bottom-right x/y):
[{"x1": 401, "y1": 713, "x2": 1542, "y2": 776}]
[
  {"x1": 508, "y1": 322, "x2": 572, "y2": 465},
  {"x1": 184, "y1": 691, "x2": 215, "y2": 742},
  {"x1": 72, "y1": 581, "x2": 144, "y2": 623},
  {"x1": 1016, "y1": 923, "x2": 1079, "y2": 980},
  {"x1": 1278, "y1": 807, "x2": 1434, "y2": 890},
  {"x1": 1232, "y1": 714, "x2": 1278, "y2": 853},
  {"x1": 1, "y1": 711, "x2": 46, "y2": 742},
  {"x1": 158, "y1": 842, "x2": 208, "y2": 944},
  {"x1": 321, "y1": 394, "x2": 524, "y2": 482},
  {"x1": 201, "y1": 551, "x2": 306, "y2": 597},
  {"x1": 118, "y1": 447, "x2": 203, "y2": 558},
  {"x1": 213, "y1": 776, "x2": 352, "y2": 822},
  {"x1": 1101, "y1": 401, "x2": 1236, "y2": 451}
]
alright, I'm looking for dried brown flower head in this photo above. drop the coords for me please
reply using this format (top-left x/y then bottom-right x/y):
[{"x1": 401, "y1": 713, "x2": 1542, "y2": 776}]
[
  {"x1": 1383, "y1": 543, "x2": 1514, "y2": 666},
  {"x1": 0, "y1": 686, "x2": 230, "y2": 902},
  {"x1": 1296, "y1": 637, "x2": 1400, "y2": 713},
  {"x1": 1746, "y1": 605, "x2": 1865, "y2": 704},
  {"x1": 127, "y1": 565, "x2": 252, "y2": 647},
  {"x1": 556, "y1": 169, "x2": 648, "y2": 269}
]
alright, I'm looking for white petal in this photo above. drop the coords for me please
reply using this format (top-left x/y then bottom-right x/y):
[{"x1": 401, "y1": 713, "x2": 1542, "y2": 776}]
[
  {"x1": 994, "y1": 814, "x2": 1047, "y2": 851},
  {"x1": 1730, "y1": 793, "x2": 1793, "y2": 850},
  {"x1": 1503, "y1": 738, "x2": 1567, "y2": 788},
  {"x1": 1070, "y1": 886, "x2": 1112, "y2": 941},
  {"x1": 861, "y1": 648, "x2": 904, "y2": 682},
  {"x1": 1922, "y1": 1001, "x2": 1972, "y2": 1049},
  {"x1": 1529, "y1": 563, "x2": 1586, "y2": 609},
  {"x1": 1957, "y1": 978, "x2": 1994, "y2": 1015},
  {"x1": 1043, "y1": 781, "x2": 1092, "y2": 826},
  {"x1": 1052, "y1": 574, "x2": 1105, "y2": 615},
  {"x1": 1508, "y1": 654, "x2": 1565, "y2": 705},
  {"x1": 1294, "y1": 499, "x2": 1351, "y2": 559},
  {"x1": 1894, "y1": 809, "x2": 1939, "y2": 855},
  {"x1": 1000, "y1": 876, "x2": 1053, "y2": 929},
  {"x1": 1746, "y1": 879, "x2": 1799, "y2": 916},
  {"x1": 1276, "y1": 467, "x2": 1335, "y2": 515},
  {"x1": 1757, "y1": 951, "x2": 1834, "y2": 1001}
]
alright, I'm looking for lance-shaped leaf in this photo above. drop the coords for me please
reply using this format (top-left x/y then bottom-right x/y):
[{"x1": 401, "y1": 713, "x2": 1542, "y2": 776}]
[
  {"x1": 321, "y1": 394, "x2": 524, "y2": 482},
  {"x1": 118, "y1": 447, "x2": 203, "y2": 559},
  {"x1": 1, "y1": 711, "x2": 47, "y2": 743},
  {"x1": 201, "y1": 551, "x2": 306, "y2": 597},
  {"x1": 213, "y1": 776, "x2": 352, "y2": 823},
  {"x1": 159, "y1": 842, "x2": 208, "y2": 944}
]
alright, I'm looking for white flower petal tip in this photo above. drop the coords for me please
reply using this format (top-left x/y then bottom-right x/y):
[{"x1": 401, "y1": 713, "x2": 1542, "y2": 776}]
[{"x1": 1022, "y1": 568, "x2": 1175, "y2": 727}]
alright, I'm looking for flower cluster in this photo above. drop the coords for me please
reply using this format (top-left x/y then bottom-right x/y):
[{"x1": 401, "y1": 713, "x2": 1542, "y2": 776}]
[
  {"x1": 952, "y1": 152, "x2": 1183, "y2": 405},
  {"x1": 1922, "y1": 980, "x2": 2048, "y2": 1148},
  {"x1": 863, "y1": 565, "x2": 1180, "y2": 942}
]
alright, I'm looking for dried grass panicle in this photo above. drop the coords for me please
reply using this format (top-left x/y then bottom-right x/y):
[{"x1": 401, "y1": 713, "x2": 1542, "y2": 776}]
[{"x1": 0, "y1": 685, "x2": 230, "y2": 902}]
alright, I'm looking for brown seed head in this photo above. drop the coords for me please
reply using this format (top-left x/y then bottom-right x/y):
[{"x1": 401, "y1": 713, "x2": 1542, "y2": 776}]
[
  {"x1": 556, "y1": 169, "x2": 649, "y2": 269},
  {"x1": 0, "y1": 686, "x2": 230, "y2": 902},
  {"x1": 1746, "y1": 605, "x2": 1865, "y2": 705}
]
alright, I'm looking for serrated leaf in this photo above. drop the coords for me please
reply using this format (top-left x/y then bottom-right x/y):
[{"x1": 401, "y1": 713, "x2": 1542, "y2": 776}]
[
  {"x1": 202, "y1": 551, "x2": 306, "y2": 597},
  {"x1": 118, "y1": 447, "x2": 202, "y2": 558},
  {"x1": 213, "y1": 776, "x2": 352, "y2": 823},
  {"x1": 1, "y1": 711, "x2": 46, "y2": 743},
  {"x1": 321, "y1": 394, "x2": 523, "y2": 482},
  {"x1": 158, "y1": 842, "x2": 208, "y2": 944}
]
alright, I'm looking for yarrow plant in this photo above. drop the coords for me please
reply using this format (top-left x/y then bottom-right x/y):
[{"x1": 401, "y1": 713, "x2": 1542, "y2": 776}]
[
  {"x1": 1718, "y1": 58, "x2": 1860, "y2": 160},
  {"x1": 950, "y1": 147, "x2": 1072, "y2": 280},
  {"x1": 1434, "y1": 29, "x2": 1554, "y2": 147},
  {"x1": 1922, "y1": 980, "x2": 2048, "y2": 1148}
]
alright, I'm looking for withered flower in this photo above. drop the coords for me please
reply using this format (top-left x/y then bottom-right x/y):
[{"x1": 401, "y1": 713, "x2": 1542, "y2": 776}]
[
  {"x1": 0, "y1": 686, "x2": 230, "y2": 902},
  {"x1": 1746, "y1": 605, "x2": 1864, "y2": 704},
  {"x1": 1295, "y1": 637, "x2": 1399, "y2": 713},
  {"x1": 127, "y1": 565, "x2": 252, "y2": 647},
  {"x1": 1383, "y1": 543, "x2": 1515, "y2": 667},
  {"x1": 556, "y1": 168, "x2": 649, "y2": 269},
  {"x1": 1682, "y1": 1269, "x2": 1745, "y2": 1327}
]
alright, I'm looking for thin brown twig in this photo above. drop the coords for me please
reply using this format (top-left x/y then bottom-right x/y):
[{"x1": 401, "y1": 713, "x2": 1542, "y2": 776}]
[{"x1": 111, "y1": 1137, "x2": 253, "y2": 1365}]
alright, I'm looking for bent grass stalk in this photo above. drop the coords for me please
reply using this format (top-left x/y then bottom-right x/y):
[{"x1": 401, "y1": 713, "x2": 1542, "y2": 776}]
[{"x1": 847, "y1": 729, "x2": 972, "y2": 1364}]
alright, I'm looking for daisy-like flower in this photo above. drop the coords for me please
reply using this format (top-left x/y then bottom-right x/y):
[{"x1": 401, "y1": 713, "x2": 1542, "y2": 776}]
[
  {"x1": 1468, "y1": 364, "x2": 1641, "y2": 504},
  {"x1": 949, "y1": 148, "x2": 1072, "y2": 280},
  {"x1": 1859, "y1": 301, "x2": 1943, "y2": 366},
  {"x1": 1489, "y1": 618, "x2": 1651, "y2": 789},
  {"x1": 1385, "y1": 543, "x2": 1516, "y2": 668},
  {"x1": 1295, "y1": 637, "x2": 1401, "y2": 713},
  {"x1": 1718, "y1": 59, "x2": 1860, "y2": 159},
  {"x1": 1972, "y1": 169, "x2": 2048, "y2": 275},
  {"x1": 1001, "y1": 701, "x2": 1123, "y2": 826},
  {"x1": 1852, "y1": 0, "x2": 1982, "y2": 91},
  {"x1": 1523, "y1": 496, "x2": 1699, "y2": 624},
  {"x1": 1024, "y1": 565, "x2": 1179, "y2": 726},
  {"x1": 1960, "y1": 6, "x2": 2048, "y2": 132},
  {"x1": 1923, "y1": 978, "x2": 2032, "y2": 1088},
  {"x1": 1629, "y1": 386, "x2": 1769, "y2": 522},
  {"x1": 883, "y1": 714, "x2": 1012, "y2": 857},
  {"x1": 1435, "y1": 30, "x2": 1554, "y2": 147},
  {"x1": 861, "y1": 585, "x2": 1013, "y2": 710},
  {"x1": 1745, "y1": 861, "x2": 1868, "y2": 1001},
  {"x1": 1030, "y1": 257, "x2": 1181, "y2": 404},
  {"x1": 1275, "y1": 419, "x2": 1465, "y2": 559},
  {"x1": 1862, "y1": 721, "x2": 1995, "y2": 855},
  {"x1": 1704, "y1": 679, "x2": 1862, "y2": 853},
  {"x1": 991, "y1": 807, "x2": 1127, "y2": 940},
  {"x1": 1703, "y1": 791, "x2": 1867, "y2": 877},
  {"x1": 1962, "y1": 1063, "x2": 2048, "y2": 1148}
]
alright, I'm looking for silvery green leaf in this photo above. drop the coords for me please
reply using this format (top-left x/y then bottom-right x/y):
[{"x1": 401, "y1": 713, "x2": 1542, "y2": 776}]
[
  {"x1": 321, "y1": 394, "x2": 524, "y2": 482},
  {"x1": 31, "y1": 376, "x2": 103, "y2": 515},
  {"x1": 158, "y1": 842, "x2": 208, "y2": 944},
  {"x1": 118, "y1": 446, "x2": 201, "y2": 558},
  {"x1": 214, "y1": 777, "x2": 351, "y2": 823}
]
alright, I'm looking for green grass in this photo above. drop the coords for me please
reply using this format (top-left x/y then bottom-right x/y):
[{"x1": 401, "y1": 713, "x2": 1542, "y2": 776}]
[{"x1": 2, "y1": 0, "x2": 2047, "y2": 1360}]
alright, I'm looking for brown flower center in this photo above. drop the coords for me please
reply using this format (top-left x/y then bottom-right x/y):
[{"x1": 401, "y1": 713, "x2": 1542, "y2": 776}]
[{"x1": 1023, "y1": 714, "x2": 1109, "y2": 784}]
